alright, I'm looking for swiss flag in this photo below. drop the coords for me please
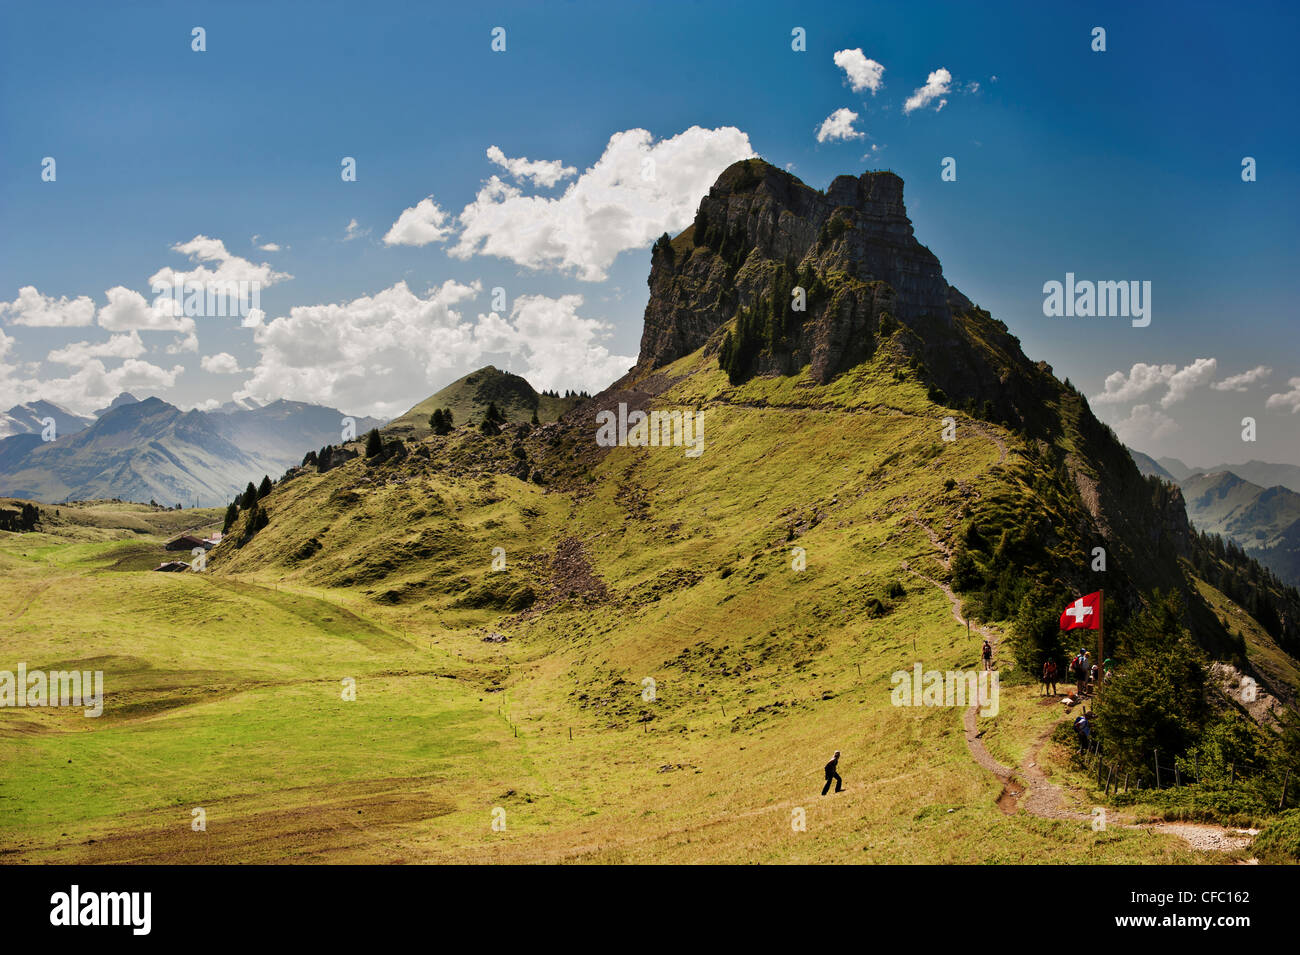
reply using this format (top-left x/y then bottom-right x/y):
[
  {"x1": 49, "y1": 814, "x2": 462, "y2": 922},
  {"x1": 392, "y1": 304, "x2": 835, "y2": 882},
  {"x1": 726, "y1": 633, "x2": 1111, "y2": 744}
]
[{"x1": 1060, "y1": 591, "x2": 1102, "y2": 630}]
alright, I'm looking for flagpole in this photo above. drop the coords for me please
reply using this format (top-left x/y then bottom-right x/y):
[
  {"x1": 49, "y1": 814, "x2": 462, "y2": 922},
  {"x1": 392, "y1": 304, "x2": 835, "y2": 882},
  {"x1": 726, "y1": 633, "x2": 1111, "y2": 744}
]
[{"x1": 1097, "y1": 589, "x2": 1104, "y2": 694}]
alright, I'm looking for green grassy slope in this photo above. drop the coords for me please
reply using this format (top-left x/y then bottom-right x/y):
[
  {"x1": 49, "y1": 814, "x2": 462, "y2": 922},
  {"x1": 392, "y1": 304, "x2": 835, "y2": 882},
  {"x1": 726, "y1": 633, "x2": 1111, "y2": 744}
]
[
  {"x1": 6, "y1": 343, "x2": 1275, "y2": 863},
  {"x1": 385, "y1": 366, "x2": 584, "y2": 438}
]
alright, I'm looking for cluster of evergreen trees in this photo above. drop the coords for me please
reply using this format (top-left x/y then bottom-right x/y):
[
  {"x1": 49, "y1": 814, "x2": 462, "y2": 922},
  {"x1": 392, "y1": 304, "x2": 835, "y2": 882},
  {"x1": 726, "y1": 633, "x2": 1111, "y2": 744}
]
[
  {"x1": 651, "y1": 232, "x2": 674, "y2": 264},
  {"x1": 693, "y1": 208, "x2": 747, "y2": 264},
  {"x1": 1091, "y1": 591, "x2": 1210, "y2": 773},
  {"x1": 303, "y1": 443, "x2": 349, "y2": 472},
  {"x1": 222, "y1": 474, "x2": 273, "y2": 546},
  {"x1": 718, "y1": 263, "x2": 819, "y2": 385},
  {"x1": 479, "y1": 401, "x2": 507, "y2": 435},
  {"x1": 538, "y1": 389, "x2": 590, "y2": 400},
  {"x1": 428, "y1": 408, "x2": 454, "y2": 435},
  {"x1": 1189, "y1": 525, "x2": 1298, "y2": 654},
  {"x1": 1087, "y1": 591, "x2": 1300, "y2": 801},
  {"x1": 0, "y1": 502, "x2": 40, "y2": 532}
]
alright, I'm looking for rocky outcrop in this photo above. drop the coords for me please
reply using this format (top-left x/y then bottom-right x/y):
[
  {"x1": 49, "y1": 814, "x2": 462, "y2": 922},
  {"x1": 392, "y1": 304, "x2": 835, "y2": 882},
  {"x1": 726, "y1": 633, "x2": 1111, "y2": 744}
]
[
  {"x1": 634, "y1": 160, "x2": 1064, "y2": 437},
  {"x1": 637, "y1": 161, "x2": 954, "y2": 379}
]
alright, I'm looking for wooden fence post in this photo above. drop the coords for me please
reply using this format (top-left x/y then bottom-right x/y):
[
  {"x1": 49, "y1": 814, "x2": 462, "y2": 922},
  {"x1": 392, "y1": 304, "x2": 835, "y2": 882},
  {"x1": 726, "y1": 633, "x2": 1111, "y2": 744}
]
[
  {"x1": 1281, "y1": 769, "x2": 1292, "y2": 811},
  {"x1": 1154, "y1": 749, "x2": 1161, "y2": 789}
]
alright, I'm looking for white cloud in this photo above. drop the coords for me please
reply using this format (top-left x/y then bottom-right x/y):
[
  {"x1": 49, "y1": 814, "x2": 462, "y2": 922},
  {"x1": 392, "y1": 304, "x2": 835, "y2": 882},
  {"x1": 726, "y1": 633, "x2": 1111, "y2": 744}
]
[
  {"x1": 1212, "y1": 365, "x2": 1271, "y2": 391},
  {"x1": 241, "y1": 308, "x2": 265, "y2": 329},
  {"x1": 450, "y1": 126, "x2": 755, "y2": 281},
  {"x1": 486, "y1": 145, "x2": 577, "y2": 188},
  {"x1": 1112, "y1": 403, "x2": 1179, "y2": 445},
  {"x1": 381, "y1": 199, "x2": 451, "y2": 247},
  {"x1": 167, "y1": 332, "x2": 199, "y2": 354},
  {"x1": 816, "y1": 108, "x2": 865, "y2": 143},
  {"x1": 904, "y1": 68, "x2": 952, "y2": 114},
  {"x1": 0, "y1": 286, "x2": 96, "y2": 327},
  {"x1": 148, "y1": 235, "x2": 291, "y2": 293},
  {"x1": 236, "y1": 281, "x2": 632, "y2": 416},
  {"x1": 98, "y1": 286, "x2": 196, "y2": 335},
  {"x1": 1092, "y1": 359, "x2": 1217, "y2": 409},
  {"x1": 833, "y1": 49, "x2": 885, "y2": 94},
  {"x1": 344, "y1": 218, "x2": 371, "y2": 242},
  {"x1": 47, "y1": 332, "x2": 146, "y2": 365},
  {"x1": 477, "y1": 294, "x2": 633, "y2": 393},
  {"x1": 1266, "y1": 377, "x2": 1300, "y2": 413},
  {"x1": 259, "y1": 242, "x2": 281, "y2": 252},
  {"x1": 200, "y1": 352, "x2": 242, "y2": 374},
  {"x1": 1162, "y1": 357, "x2": 1217, "y2": 406},
  {"x1": 1093, "y1": 363, "x2": 1175, "y2": 404},
  {"x1": 237, "y1": 279, "x2": 485, "y2": 417}
]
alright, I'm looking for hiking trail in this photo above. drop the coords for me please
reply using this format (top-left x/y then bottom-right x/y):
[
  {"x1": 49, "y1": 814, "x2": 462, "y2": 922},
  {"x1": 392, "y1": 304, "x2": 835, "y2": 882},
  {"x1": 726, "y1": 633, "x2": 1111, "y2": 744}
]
[{"x1": 903, "y1": 543, "x2": 1257, "y2": 856}]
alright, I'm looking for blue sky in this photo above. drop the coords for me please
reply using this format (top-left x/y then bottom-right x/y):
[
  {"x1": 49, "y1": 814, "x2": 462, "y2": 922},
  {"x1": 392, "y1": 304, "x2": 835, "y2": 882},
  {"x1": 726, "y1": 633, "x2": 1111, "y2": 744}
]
[{"x1": 1, "y1": 0, "x2": 1297, "y2": 465}]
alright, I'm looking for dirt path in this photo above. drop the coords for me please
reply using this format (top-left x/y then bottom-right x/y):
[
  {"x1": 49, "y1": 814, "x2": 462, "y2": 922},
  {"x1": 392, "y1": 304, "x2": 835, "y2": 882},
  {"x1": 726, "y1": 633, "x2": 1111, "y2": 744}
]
[{"x1": 902, "y1": 558, "x2": 1257, "y2": 854}]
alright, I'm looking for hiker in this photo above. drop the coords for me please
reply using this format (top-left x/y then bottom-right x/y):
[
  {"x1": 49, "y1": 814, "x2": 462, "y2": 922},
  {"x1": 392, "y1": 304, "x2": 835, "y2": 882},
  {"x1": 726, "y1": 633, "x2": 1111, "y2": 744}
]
[
  {"x1": 1073, "y1": 712, "x2": 1091, "y2": 753},
  {"x1": 981, "y1": 640, "x2": 993, "y2": 671},
  {"x1": 1042, "y1": 659, "x2": 1058, "y2": 696},
  {"x1": 822, "y1": 750, "x2": 843, "y2": 795}
]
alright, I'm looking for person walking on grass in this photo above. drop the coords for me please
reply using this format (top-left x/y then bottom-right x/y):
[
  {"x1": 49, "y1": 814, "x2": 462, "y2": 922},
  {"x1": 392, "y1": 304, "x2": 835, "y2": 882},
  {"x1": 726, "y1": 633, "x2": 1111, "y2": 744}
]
[
  {"x1": 822, "y1": 750, "x2": 843, "y2": 795},
  {"x1": 1042, "y1": 659, "x2": 1058, "y2": 696},
  {"x1": 982, "y1": 639, "x2": 993, "y2": 671}
]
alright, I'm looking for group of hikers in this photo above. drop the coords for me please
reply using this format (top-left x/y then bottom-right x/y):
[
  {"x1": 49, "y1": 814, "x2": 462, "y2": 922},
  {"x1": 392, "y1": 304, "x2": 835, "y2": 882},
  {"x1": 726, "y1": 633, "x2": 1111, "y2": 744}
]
[
  {"x1": 1041, "y1": 650, "x2": 1114, "y2": 697},
  {"x1": 1045, "y1": 650, "x2": 1114, "y2": 755}
]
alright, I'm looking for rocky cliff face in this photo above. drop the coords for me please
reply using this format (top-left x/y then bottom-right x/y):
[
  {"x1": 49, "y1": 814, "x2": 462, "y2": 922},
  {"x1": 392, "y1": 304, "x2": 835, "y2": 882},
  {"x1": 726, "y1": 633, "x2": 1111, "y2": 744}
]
[
  {"x1": 635, "y1": 159, "x2": 1061, "y2": 433},
  {"x1": 638, "y1": 162, "x2": 952, "y2": 376}
]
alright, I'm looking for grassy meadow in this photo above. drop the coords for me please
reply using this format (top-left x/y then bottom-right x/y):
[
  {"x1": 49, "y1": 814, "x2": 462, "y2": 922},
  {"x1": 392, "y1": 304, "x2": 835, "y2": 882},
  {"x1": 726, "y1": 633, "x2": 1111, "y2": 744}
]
[{"x1": 0, "y1": 362, "x2": 1243, "y2": 863}]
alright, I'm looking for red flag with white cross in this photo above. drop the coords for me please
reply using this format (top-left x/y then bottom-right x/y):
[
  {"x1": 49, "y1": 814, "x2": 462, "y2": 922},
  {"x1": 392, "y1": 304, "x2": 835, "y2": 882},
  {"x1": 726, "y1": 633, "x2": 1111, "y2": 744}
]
[{"x1": 1060, "y1": 591, "x2": 1102, "y2": 631}]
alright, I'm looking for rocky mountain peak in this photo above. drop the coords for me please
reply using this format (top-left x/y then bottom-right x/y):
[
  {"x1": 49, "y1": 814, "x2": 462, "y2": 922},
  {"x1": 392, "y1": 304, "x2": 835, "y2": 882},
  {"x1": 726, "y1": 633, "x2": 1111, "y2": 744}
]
[{"x1": 636, "y1": 159, "x2": 962, "y2": 385}]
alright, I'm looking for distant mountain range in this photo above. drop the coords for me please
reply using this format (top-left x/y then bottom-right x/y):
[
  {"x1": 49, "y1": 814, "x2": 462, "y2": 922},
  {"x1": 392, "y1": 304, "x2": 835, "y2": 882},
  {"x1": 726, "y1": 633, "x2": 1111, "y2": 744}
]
[
  {"x1": 0, "y1": 399, "x2": 95, "y2": 440},
  {"x1": 1130, "y1": 448, "x2": 1300, "y2": 587},
  {"x1": 0, "y1": 393, "x2": 383, "y2": 506},
  {"x1": 1154, "y1": 456, "x2": 1300, "y2": 495}
]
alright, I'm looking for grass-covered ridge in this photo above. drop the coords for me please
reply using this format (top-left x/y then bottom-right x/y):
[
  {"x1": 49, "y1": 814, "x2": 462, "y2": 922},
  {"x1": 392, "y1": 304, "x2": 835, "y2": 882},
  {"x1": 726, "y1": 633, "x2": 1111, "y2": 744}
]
[{"x1": 3, "y1": 335, "x2": 1293, "y2": 862}]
